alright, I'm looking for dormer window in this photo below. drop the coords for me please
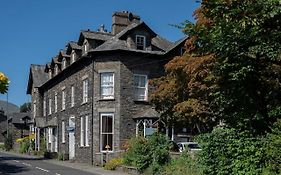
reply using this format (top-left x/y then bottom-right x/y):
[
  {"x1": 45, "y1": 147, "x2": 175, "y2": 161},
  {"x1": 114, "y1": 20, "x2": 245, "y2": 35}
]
[
  {"x1": 84, "y1": 41, "x2": 89, "y2": 54},
  {"x1": 71, "y1": 50, "x2": 76, "y2": 64},
  {"x1": 62, "y1": 58, "x2": 66, "y2": 70},
  {"x1": 136, "y1": 35, "x2": 146, "y2": 50},
  {"x1": 48, "y1": 69, "x2": 52, "y2": 79},
  {"x1": 55, "y1": 65, "x2": 59, "y2": 75}
]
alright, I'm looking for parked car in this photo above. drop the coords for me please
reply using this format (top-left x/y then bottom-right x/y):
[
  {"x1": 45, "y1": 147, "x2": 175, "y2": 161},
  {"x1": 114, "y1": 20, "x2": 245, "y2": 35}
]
[{"x1": 177, "y1": 142, "x2": 201, "y2": 153}]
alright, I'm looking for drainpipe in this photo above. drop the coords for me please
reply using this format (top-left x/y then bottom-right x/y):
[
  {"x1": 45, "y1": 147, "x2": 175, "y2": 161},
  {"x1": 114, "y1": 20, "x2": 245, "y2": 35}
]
[{"x1": 91, "y1": 57, "x2": 95, "y2": 165}]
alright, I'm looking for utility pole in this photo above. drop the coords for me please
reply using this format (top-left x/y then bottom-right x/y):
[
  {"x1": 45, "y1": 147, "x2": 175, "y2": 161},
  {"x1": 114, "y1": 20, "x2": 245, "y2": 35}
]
[{"x1": 6, "y1": 92, "x2": 9, "y2": 136}]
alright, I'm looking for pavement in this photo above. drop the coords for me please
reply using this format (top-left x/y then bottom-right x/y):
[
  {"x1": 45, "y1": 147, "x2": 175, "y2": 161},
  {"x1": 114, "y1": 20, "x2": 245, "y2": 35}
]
[{"x1": 0, "y1": 150, "x2": 129, "y2": 175}]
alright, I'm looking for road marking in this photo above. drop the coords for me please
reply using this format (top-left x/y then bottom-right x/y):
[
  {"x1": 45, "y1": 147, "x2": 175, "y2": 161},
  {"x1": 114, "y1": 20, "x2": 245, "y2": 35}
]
[
  {"x1": 35, "y1": 167, "x2": 50, "y2": 172},
  {"x1": 13, "y1": 160, "x2": 19, "y2": 163},
  {"x1": 22, "y1": 162, "x2": 31, "y2": 166},
  {"x1": 56, "y1": 173, "x2": 61, "y2": 175}
]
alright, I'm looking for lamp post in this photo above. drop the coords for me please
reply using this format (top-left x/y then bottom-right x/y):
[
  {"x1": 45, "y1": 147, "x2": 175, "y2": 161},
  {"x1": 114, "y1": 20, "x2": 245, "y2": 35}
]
[{"x1": 6, "y1": 92, "x2": 9, "y2": 136}]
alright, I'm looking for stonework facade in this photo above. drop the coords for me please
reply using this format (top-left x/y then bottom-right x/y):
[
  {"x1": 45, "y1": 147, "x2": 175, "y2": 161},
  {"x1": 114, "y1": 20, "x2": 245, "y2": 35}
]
[{"x1": 27, "y1": 11, "x2": 186, "y2": 164}]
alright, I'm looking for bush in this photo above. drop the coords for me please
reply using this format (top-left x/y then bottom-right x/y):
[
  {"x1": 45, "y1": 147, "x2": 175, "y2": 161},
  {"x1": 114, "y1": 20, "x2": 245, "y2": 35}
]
[
  {"x1": 4, "y1": 133, "x2": 13, "y2": 151},
  {"x1": 35, "y1": 136, "x2": 47, "y2": 156},
  {"x1": 58, "y1": 152, "x2": 69, "y2": 161},
  {"x1": 0, "y1": 143, "x2": 5, "y2": 150},
  {"x1": 160, "y1": 153, "x2": 200, "y2": 175},
  {"x1": 196, "y1": 127, "x2": 266, "y2": 175},
  {"x1": 19, "y1": 138, "x2": 30, "y2": 154},
  {"x1": 104, "y1": 158, "x2": 123, "y2": 170},
  {"x1": 123, "y1": 133, "x2": 170, "y2": 174},
  {"x1": 263, "y1": 119, "x2": 281, "y2": 174}
]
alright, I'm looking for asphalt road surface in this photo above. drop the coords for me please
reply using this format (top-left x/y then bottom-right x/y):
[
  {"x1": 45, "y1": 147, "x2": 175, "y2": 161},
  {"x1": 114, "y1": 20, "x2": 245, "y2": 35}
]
[{"x1": 0, "y1": 152, "x2": 98, "y2": 175}]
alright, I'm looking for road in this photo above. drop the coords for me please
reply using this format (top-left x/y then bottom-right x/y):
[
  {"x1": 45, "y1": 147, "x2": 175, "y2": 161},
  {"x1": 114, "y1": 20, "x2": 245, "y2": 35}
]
[{"x1": 0, "y1": 152, "x2": 98, "y2": 175}]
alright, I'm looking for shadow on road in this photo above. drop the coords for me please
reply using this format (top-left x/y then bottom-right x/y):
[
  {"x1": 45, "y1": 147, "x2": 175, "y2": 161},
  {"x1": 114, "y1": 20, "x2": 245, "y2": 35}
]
[
  {"x1": 0, "y1": 157, "x2": 28, "y2": 174},
  {"x1": 0, "y1": 155, "x2": 45, "y2": 161}
]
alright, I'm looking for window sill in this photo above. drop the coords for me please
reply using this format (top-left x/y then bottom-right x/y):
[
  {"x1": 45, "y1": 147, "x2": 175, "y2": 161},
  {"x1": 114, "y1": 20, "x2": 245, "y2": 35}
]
[
  {"x1": 80, "y1": 145, "x2": 90, "y2": 148},
  {"x1": 100, "y1": 150, "x2": 114, "y2": 153}
]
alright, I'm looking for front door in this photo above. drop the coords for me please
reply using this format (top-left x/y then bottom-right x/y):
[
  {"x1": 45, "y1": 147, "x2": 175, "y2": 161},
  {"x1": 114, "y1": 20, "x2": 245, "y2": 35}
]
[{"x1": 69, "y1": 116, "x2": 75, "y2": 159}]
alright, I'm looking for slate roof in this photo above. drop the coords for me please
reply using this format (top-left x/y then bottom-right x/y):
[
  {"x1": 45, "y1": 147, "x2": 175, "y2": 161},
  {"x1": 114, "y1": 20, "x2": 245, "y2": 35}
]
[
  {"x1": 92, "y1": 22, "x2": 173, "y2": 54},
  {"x1": 78, "y1": 30, "x2": 113, "y2": 44},
  {"x1": 133, "y1": 107, "x2": 160, "y2": 119},
  {"x1": 31, "y1": 64, "x2": 49, "y2": 87},
  {"x1": 152, "y1": 35, "x2": 173, "y2": 51},
  {"x1": 66, "y1": 41, "x2": 81, "y2": 54},
  {"x1": 8, "y1": 112, "x2": 31, "y2": 124},
  {"x1": 166, "y1": 35, "x2": 188, "y2": 53},
  {"x1": 57, "y1": 50, "x2": 70, "y2": 62},
  {"x1": 69, "y1": 41, "x2": 81, "y2": 50}
]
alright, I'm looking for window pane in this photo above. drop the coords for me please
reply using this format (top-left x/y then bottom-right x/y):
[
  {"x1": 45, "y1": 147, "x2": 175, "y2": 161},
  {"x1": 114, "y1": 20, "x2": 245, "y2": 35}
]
[
  {"x1": 101, "y1": 134, "x2": 113, "y2": 151},
  {"x1": 139, "y1": 76, "x2": 146, "y2": 87},
  {"x1": 102, "y1": 115, "x2": 113, "y2": 133},
  {"x1": 101, "y1": 73, "x2": 114, "y2": 98}
]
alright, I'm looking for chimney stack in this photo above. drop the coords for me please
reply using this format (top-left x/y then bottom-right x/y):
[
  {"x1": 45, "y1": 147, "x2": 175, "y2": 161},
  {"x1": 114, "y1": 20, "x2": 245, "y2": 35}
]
[{"x1": 112, "y1": 11, "x2": 140, "y2": 35}]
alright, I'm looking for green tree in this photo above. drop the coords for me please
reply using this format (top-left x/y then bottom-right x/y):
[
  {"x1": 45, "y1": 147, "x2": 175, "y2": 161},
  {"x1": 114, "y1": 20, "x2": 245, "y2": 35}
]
[
  {"x1": 0, "y1": 72, "x2": 9, "y2": 94},
  {"x1": 151, "y1": 0, "x2": 281, "y2": 134},
  {"x1": 20, "y1": 102, "x2": 31, "y2": 112},
  {"x1": 195, "y1": 0, "x2": 281, "y2": 134}
]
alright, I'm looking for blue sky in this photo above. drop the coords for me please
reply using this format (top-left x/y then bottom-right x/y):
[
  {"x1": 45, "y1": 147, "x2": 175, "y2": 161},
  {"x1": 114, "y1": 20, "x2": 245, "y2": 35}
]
[{"x1": 0, "y1": 0, "x2": 199, "y2": 107}]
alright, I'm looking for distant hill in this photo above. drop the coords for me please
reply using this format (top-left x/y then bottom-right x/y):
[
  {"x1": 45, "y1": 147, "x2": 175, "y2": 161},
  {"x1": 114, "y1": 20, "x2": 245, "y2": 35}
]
[{"x1": 0, "y1": 100, "x2": 20, "y2": 114}]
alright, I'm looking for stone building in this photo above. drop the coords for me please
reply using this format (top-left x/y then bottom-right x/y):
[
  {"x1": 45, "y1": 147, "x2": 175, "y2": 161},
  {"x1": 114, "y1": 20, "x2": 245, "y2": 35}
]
[{"x1": 26, "y1": 11, "x2": 186, "y2": 164}]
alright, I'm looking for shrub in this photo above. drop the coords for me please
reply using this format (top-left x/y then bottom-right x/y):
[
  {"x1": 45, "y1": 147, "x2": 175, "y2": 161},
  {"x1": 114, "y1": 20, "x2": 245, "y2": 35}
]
[
  {"x1": 58, "y1": 152, "x2": 69, "y2": 161},
  {"x1": 37, "y1": 136, "x2": 46, "y2": 156},
  {"x1": 263, "y1": 119, "x2": 281, "y2": 174},
  {"x1": 196, "y1": 127, "x2": 266, "y2": 175},
  {"x1": 19, "y1": 138, "x2": 30, "y2": 154},
  {"x1": 0, "y1": 143, "x2": 5, "y2": 150},
  {"x1": 4, "y1": 133, "x2": 13, "y2": 151},
  {"x1": 123, "y1": 133, "x2": 170, "y2": 174},
  {"x1": 160, "y1": 153, "x2": 200, "y2": 175},
  {"x1": 104, "y1": 158, "x2": 123, "y2": 170}
]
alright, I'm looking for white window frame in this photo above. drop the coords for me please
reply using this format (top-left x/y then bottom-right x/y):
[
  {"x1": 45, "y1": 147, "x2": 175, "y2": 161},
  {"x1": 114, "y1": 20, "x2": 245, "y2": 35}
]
[
  {"x1": 61, "y1": 121, "x2": 65, "y2": 143},
  {"x1": 62, "y1": 89, "x2": 66, "y2": 110},
  {"x1": 136, "y1": 35, "x2": 146, "y2": 50},
  {"x1": 33, "y1": 101, "x2": 36, "y2": 118},
  {"x1": 84, "y1": 41, "x2": 88, "y2": 54},
  {"x1": 43, "y1": 99, "x2": 46, "y2": 117},
  {"x1": 82, "y1": 79, "x2": 88, "y2": 104},
  {"x1": 55, "y1": 65, "x2": 58, "y2": 75},
  {"x1": 100, "y1": 72, "x2": 114, "y2": 99},
  {"x1": 71, "y1": 86, "x2": 75, "y2": 107},
  {"x1": 54, "y1": 92, "x2": 58, "y2": 113},
  {"x1": 80, "y1": 116, "x2": 84, "y2": 146},
  {"x1": 48, "y1": 127, "x2": 52, "y2": 144},
  {"x1": 49, "y1": 70, "x2": 52, "y2": 79},
  {"x1": 85, "y1": 115, "x2": 89, "y2": 146},
  {"x1": 48, "y1": 97, "x2": 52, "y2": 115},
  {"x1": 71, "y1": 50, "x2": 76, "y2": 64},
  {"x1": 133, "y1": 74, "x2": 148, "y2": 101},
  {"x1": 62, "y1": 58, "x2": 66, "y2": 70},
  {"x1": 100, "y1": 113, "x2": 114, "y2": 152}
]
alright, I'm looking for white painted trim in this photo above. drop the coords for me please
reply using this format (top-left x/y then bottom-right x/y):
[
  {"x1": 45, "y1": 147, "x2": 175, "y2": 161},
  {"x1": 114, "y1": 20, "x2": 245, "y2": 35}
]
[
  {"x1": 100, "y1": 113, "x2": 114, "y2": 152},
  {"x1": 135, "y1": 35, "x2": 146, "y2": 50}
]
